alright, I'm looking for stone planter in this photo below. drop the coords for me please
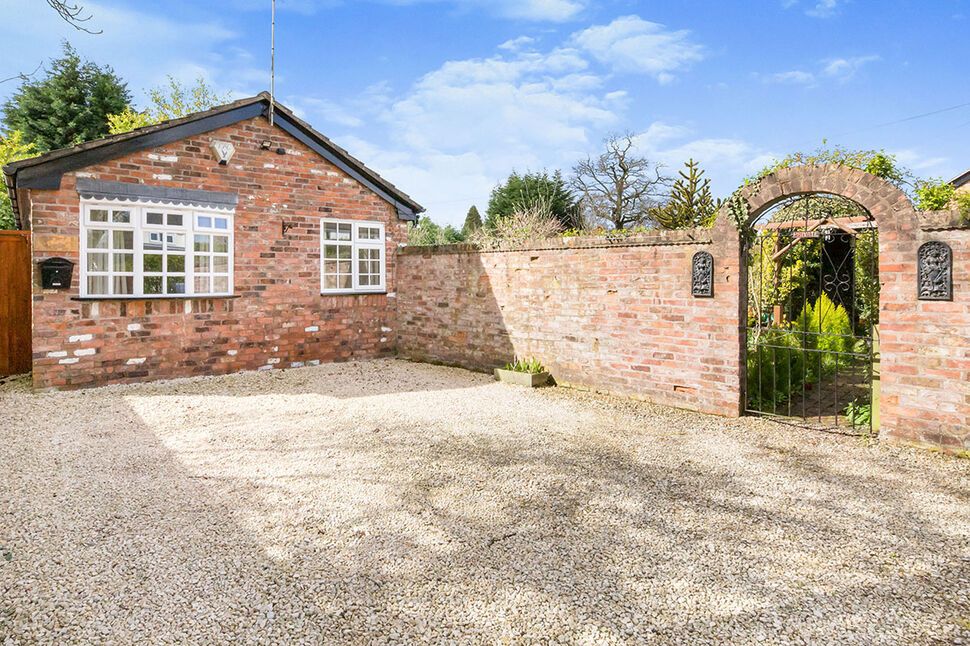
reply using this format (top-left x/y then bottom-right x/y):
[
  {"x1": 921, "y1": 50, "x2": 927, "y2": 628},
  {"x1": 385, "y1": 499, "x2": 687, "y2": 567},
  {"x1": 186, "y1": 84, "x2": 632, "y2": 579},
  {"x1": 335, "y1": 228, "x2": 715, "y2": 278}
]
[{"x1": 494, "y1": 368, "x2": 551, "y2": 387}]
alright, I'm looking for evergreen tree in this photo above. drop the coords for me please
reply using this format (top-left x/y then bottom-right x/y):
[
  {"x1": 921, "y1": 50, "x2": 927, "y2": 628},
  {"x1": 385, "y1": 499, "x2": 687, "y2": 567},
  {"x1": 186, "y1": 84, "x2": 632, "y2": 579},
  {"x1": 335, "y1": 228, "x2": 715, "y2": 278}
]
[
  {"x1": 652, "y1": 158, "x2": 721, "y2": 229},
  {"x1": 485, "y1": 170, "x2": 579, "y2": 230},
  {"x1": 462, "y1": 205, "x2": 482, "y2": 237},
  {"x1": 2, "y1": 42, "x2": 131, "y2": 152},
  {"x1": 407, "y1": 217, "x2": 464, "y2": 246}
]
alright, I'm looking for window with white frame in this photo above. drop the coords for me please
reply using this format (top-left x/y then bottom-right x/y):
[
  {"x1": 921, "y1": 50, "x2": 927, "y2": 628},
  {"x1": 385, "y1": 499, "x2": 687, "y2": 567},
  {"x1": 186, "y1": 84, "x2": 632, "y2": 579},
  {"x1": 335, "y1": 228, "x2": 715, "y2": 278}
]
[
  {"x1": 79, "y1": 202, "x2": 233, "y2": 298},
  {"x1": 320, "y1": 219, "x2": 385, "y2": 293}
]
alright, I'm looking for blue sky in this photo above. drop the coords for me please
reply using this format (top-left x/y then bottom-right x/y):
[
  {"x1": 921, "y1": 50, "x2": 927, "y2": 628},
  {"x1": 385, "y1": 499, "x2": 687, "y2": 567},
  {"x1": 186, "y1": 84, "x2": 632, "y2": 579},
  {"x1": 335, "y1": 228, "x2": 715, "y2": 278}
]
[{"x1": 2, "y1": 0, "x2": 968, "y2": 226}]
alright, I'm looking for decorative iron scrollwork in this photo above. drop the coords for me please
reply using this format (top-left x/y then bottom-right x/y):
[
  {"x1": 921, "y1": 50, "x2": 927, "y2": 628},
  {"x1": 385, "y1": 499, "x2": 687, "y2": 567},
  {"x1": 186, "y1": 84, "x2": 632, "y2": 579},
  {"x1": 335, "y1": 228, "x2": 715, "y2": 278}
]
[
  {"x1": 918, "y1": 241, "x2": 952, "y2": 301},
  {"x1": 691, "y1": 251, "x2": 714, "y2": 298}
]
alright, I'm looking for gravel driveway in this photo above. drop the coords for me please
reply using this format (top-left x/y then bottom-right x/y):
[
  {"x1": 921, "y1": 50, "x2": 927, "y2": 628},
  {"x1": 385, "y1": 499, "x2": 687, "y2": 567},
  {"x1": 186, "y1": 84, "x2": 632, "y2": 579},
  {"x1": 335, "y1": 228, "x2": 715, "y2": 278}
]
[{"x1": 1, "y1": 359, "x2": 969, "y2": 645}]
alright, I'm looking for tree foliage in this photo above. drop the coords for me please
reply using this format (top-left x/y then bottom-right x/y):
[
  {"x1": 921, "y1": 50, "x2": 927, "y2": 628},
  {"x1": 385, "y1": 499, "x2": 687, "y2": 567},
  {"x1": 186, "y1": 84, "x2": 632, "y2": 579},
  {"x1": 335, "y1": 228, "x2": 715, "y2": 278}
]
[
  {"x1": 472, "y1": 201, "x2": 564, "y2": 249},
  {"x1": 0, "y1": 131, "x2": 36, "y2": 229},
  {"x1": 407, "y1": 217, "x2": 464, "y2": 246},
  {"x1": 652, "y1": 158, "x2": 721, "y2": 229},
  {"x1": 462, "y1": 205, "x2": 482, "y2": 237},
  {"x1": 2, "y1": 42, "x2": 130, "y2": 152},
  {"x1": 108, "y1": 77, "x2": 231, "y2": 134},
  {"x1": 485, "y1": 170, "x2": 578, "y2": 230},
  {"x1": 913, "y1": 178, "x2": 956, "y2": 211},
  {"x1": 570, "y1": 133, "x2": 670, "y2": 230}
]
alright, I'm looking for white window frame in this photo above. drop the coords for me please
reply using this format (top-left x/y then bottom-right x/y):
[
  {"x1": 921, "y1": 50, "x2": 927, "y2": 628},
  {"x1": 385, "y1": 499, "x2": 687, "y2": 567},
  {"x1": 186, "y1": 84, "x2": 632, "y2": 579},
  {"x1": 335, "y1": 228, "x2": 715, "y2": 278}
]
[
  {"x1": 78, "y1": 200, "x2": 235, "y2": 298},
  {"x1": 319, "y1": 218, "x2": 386, "y2": 294}
]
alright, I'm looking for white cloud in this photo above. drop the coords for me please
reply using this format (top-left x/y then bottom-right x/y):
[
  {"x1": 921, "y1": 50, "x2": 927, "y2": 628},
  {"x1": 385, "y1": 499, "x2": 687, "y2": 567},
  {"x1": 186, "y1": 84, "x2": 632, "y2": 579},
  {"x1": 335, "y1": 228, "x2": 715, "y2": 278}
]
[
  {"x1": 498, "y1": 36, "x2": 537, "y2": 51},
  {"x1": 762, "y1": 55, "x2": 879, "y2": 86},
  {"x1": 806, "y1": 0, "x2": 840, "y2": 18},
  {"x1": 570, "y1": 16, "x2": 704, "y2": 80}
]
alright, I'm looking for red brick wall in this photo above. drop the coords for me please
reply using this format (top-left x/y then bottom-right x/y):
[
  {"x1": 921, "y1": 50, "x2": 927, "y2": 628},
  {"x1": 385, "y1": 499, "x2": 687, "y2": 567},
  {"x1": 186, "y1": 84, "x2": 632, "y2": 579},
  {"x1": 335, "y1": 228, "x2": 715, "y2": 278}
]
[
  {"x1": 397, "y1": 223, "x2": 743, "y2": 417},
  {"x1": 27, "y1": 115, "x2": 406, "y2": 390}
]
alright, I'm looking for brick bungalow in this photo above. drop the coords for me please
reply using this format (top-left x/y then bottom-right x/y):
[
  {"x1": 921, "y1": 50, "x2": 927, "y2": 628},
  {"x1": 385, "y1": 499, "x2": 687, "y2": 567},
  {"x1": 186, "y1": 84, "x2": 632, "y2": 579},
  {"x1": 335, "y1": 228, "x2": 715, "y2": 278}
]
[
  {"x1": 952, "y1": 167, "x2": 970, "y2": 195},
  {"x1": 3, "y1": 92, "x2": 424, "y2": 390}
]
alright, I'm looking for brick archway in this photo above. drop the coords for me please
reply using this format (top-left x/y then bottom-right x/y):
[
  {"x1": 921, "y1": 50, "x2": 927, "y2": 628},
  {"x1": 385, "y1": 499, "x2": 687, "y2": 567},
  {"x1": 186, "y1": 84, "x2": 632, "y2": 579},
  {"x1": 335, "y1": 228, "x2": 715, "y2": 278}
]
[{"x1": 714, "y1": 164, "x2": 920, "y2": 443}]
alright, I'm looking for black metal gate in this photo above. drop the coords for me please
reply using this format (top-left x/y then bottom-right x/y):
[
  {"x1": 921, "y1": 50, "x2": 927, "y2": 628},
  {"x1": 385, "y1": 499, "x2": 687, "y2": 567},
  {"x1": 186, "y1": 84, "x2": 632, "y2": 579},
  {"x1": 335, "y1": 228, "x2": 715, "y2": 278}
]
[{"x1": 745, "y1": 194, "x2": 878, "y2": 433}]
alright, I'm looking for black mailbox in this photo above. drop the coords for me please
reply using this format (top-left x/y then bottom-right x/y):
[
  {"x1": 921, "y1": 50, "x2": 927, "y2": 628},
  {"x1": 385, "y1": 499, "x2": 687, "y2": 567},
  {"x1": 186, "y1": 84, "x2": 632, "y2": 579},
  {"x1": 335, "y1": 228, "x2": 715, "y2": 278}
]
[{"x1": 39, "y1": 257, "x2": 75, "y2": 290}]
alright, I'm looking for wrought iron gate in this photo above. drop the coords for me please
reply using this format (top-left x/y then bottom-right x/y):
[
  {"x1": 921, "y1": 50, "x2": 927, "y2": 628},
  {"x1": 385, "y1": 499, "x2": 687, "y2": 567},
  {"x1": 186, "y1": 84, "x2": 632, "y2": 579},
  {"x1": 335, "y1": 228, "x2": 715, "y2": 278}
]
[{"x1": 745, "y1": 194, "x2": 878, "y2": 433}]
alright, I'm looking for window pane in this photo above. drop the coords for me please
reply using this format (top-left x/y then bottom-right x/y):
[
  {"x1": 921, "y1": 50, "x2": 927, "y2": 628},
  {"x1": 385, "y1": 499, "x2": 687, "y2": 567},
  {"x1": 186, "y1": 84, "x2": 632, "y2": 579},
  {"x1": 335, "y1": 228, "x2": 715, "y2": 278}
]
[
  {"x1": 87, "y1": 229, "x2": 109, "y2": 249},
  {"x1": 339, "y1": 274, "x2": 352, "y2": 289},
  {"x1": 113, "y1": 230, "x2": 134, "y2": 250},
  {"x1": 324, "y1": 244, "x2": 338, "y2": 259},
  {"x1": 87, "y1": 275, "x2": 109, "y2": 294},
  {"x1": 89, "y1": 209, "x2": 108, "y2": 223},
  {"x1": 213, "y1": 236, "x2": 229, "y2": 253},
  {"x1": 112, "y1": 210, "x2": 131, "y2": 223},
  {"x1": 194, "y1": 234, "x2": 210, "y2": 252},
  {"x1": 197, "y1": 215, "x2": 212, "y2": 228},
  {"x1": 338, "y1": 224, "x2": 352, "y2": 240},
  {"x1": 166, "y1": 233, "x2": 185, "y2": 252},
  {"x1": 194, "y1": 256, "x2": 210, "y2": 273},
  {"x1": 113, "y1": 253, "x2": 134, "y2": 272},
  {"x1": 359, "y1": 275, "x2": 372, "y2": 286},
  {"x1": 323, "y1": 275, "x2": 337, "y2": 290},
  {"x1": 113, "y1": 276, "x2": 134, "y2": 295},
  {"x1": 359, "y1": 226, "x2": 380, "y2": 240},
  {"x1": 143, "y1": 276, "x2": 162, "y2": 294},
  {"x1": 214, "y1": 217, "x2": 228, "y2": 230},
  {"x1": 167, "y1": 213, "x2": 183, "y2": 227},
  {"x1": 167, "y1": 255, "x2": 185, "y2": 273},
  {"x1": 323, "y1": 260, "x2": 337, "y2": 275},
  {"x1": 146, "y1": 212, "x2": 163, "y2": 225},
  {"x1": 166, "y1": 276, "x2": 186, "y2": 294},
  {"x1": 194, "y1": 276, "x2": 210, "y2": 293},
  {"x1": 212, "y1": 256, "x2": 229, "y2": 273},
  {"x1": 87, "y1": 253, "x2": 108, "y2": 271},
  {"x1": 338, "y1": 261, "x2": 351, "y2": 275},
  {"x1": 338, "y1": 246, "x2": 351, "y2": 259},
  {"x1": 359, "y1": 260, "x2": 368, "y2": 274},
  {"x1": 144, "y1": 254, "x2": 163, "y2": 272},
  {"x1": 212, "y1": 276, "x2": 229, "y2": 293},
  {"x1": 144, "y1": 232, "x2": 164, "y2": 251}
]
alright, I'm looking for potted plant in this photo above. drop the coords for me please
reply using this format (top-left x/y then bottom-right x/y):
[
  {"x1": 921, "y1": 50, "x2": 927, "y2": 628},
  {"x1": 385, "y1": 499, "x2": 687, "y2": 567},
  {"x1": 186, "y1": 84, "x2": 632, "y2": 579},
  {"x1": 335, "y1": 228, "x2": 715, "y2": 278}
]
[{"x1": 494, "y1": 356, "x2": 551, "y2": 387}]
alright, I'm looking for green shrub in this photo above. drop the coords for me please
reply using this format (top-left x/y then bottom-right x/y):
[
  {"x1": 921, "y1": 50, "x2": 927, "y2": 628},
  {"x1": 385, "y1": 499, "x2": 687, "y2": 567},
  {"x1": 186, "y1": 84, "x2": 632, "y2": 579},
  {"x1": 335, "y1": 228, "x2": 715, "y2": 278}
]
[
  {"x1": 955, "y1": 192, "x2": 970, "y2": 223},
  {"x1": 844, "y1": 400, "x2": 872, "y2": 427},
  {"x1": 914, "y1": 178, "x2": 955, "y2": 211},
  {"x1": 793, "y1": 293, "x2": 853, "y2": 380},
  {"x1": 747, "y1": 329, "x2": 806, "y2": 409}
]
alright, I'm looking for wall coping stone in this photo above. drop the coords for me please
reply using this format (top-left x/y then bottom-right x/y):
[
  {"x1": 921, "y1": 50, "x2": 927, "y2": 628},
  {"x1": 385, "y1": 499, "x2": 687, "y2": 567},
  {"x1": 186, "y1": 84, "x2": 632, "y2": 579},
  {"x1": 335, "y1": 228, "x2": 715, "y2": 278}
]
[
  {"x1": 400, "y1": 229, "x2": 713, "y2": 256},
  {"x1": 917, "y1": 209, "x2": 970, "y2": 231}
]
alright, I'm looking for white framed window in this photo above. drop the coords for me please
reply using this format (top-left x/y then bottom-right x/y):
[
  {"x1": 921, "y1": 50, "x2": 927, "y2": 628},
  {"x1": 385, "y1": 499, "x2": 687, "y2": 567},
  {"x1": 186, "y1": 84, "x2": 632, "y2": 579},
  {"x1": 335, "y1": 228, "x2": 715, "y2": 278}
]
[
  {"x1": 320, "y1": 219, "x2": 385, "y2": 294},
  {"x1": 79, "y1": 201, "x2": 234, "y2": 298}
]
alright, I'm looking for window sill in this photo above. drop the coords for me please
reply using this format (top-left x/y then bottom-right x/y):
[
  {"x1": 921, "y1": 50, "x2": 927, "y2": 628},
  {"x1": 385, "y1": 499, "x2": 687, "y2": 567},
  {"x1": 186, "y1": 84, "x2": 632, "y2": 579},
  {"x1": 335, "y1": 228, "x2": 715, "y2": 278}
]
[
  {"x1": 71, "y1": 295, "x2": 240, "y2": 301},
  {"x1": 320, "y1": 291, "x2": 387, "y2": 297}
]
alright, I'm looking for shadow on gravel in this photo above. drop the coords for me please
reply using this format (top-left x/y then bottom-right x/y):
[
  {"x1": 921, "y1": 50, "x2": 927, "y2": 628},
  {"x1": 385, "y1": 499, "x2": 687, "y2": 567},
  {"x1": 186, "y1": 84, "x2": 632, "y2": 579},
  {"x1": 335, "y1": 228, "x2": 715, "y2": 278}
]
[{"x1": 2, "y1": 362, "x2": 969, "y2": 645}]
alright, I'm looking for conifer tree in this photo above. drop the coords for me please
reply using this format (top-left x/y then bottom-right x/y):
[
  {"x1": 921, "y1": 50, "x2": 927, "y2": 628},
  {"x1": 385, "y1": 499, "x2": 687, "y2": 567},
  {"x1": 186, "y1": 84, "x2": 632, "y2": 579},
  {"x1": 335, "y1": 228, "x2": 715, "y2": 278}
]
[
  {"x1": 652, "y1": 158, "x2": 721, "y2": 229},
  {"x1": 462, "y1": 205, "x2": 482, "y2": 236},
  {"x1": 2, "y1": 42, "x2": 130, "y2": 152}
]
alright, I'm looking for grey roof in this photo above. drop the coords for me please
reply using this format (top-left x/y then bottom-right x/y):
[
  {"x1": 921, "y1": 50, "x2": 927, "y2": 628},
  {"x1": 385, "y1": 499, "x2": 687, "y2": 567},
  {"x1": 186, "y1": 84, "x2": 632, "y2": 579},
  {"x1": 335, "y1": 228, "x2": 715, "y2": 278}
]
[
  {"x1": 3, "y1": 92, "x2": 423, "y2": 229},
  {"x1": 75, "y1": 178, "x2": 238, "y2": 210},
  {"x1": 950, "y1": 168, "x2": 970, "y2": 188}
]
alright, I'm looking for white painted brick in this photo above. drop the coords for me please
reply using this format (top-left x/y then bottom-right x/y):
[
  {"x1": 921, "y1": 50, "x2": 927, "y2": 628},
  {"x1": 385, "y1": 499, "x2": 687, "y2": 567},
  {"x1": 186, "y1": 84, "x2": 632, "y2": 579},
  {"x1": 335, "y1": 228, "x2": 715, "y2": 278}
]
[
  {"x1": 75, "y1": 171, "x2": 94, "y2": 178},
  {"x1": 227, "y1": 349, "x2": 238, "y2": 356},
  {"x1": 307, "y1": 360, "x2": 321, "y2": 366},
  {"x1": 127, "y1": 323, "x2": 141, "y2": 331},
  {"x1": 147, "y1": 153, "x2": 159, "y2": 160},
  {"x1": 310, "y1": 168, "x2": 326, "y2": 175},
  {"x1": 68, "y1": 334, "x2": 93, "y2": 343},
  {"x1": 127, "y1": 357, "x2": 146, "y2": 365},
  {"x1": 46, "y1": 350, "x2": 67, "y2": 358},
  {"x1": 160, "y1": 154, "x2": 178, "y2": 162},
  {"x1": 263, "y1": 163, "x2": 275, "y2": 169},
  {"x1": 74, "y1": 348, "x2": 96, "y2": 357},
  {"x1": 305, "y1": 325, "x2": 319, "y2": 332},
  {"x1": 267, "y1": 358, "x2": 280, "y2": 364},
  {"x1": 290, "y1": 362, "x2": 305, "y2": 368},
  {"x1": 257, "y1": 365, "x2": 272, "y2": 371},
  {"x1": 58, "y1": 358, "x2": 79, "y2": 365},
  {"x1": 152, "y1": 173, "x2": 173, "y2": 181},
  {"x1": 381, "y1": 326, "x2": 392, "y2": 332},
  {"x1": 380, "y1": 337, "x2": 388, "y2": 343}
]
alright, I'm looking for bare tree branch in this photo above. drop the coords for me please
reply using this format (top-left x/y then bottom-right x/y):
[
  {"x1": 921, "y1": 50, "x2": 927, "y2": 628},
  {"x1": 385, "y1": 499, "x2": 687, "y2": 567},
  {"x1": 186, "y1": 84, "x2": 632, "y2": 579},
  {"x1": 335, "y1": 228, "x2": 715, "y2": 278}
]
[
  {"x1": 46, "y1": 0, "x2": 102, "y2": 34},
  {"x1": 570, "y1": 132, "x2": 671, "y2": 229},
  {"x1": 0, "y1": 62, "x2": 43, "y2": 85}
]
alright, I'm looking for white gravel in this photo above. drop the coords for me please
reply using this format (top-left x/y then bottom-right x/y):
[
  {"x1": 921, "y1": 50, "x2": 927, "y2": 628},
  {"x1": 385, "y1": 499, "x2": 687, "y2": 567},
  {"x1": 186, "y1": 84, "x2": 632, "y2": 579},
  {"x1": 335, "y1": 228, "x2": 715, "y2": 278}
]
[{"x1": 1, "y1": 359, "x2": 969, "y2": 645}]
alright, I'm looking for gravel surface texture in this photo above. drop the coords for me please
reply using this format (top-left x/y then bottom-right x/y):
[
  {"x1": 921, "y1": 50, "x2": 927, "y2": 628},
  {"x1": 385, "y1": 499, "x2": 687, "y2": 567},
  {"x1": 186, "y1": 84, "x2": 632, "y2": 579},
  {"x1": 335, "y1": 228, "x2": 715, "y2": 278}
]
[{"x1": 1, "y1": 359, "x2": 969, "y2": 645}]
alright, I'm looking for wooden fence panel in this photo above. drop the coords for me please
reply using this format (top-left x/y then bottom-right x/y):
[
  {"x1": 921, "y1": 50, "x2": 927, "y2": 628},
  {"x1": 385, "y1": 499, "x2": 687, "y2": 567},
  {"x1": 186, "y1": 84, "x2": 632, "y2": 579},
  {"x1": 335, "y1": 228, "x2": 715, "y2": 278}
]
[{"x1": 0, "y1": 231, "x2": 31, "y2": 376}]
